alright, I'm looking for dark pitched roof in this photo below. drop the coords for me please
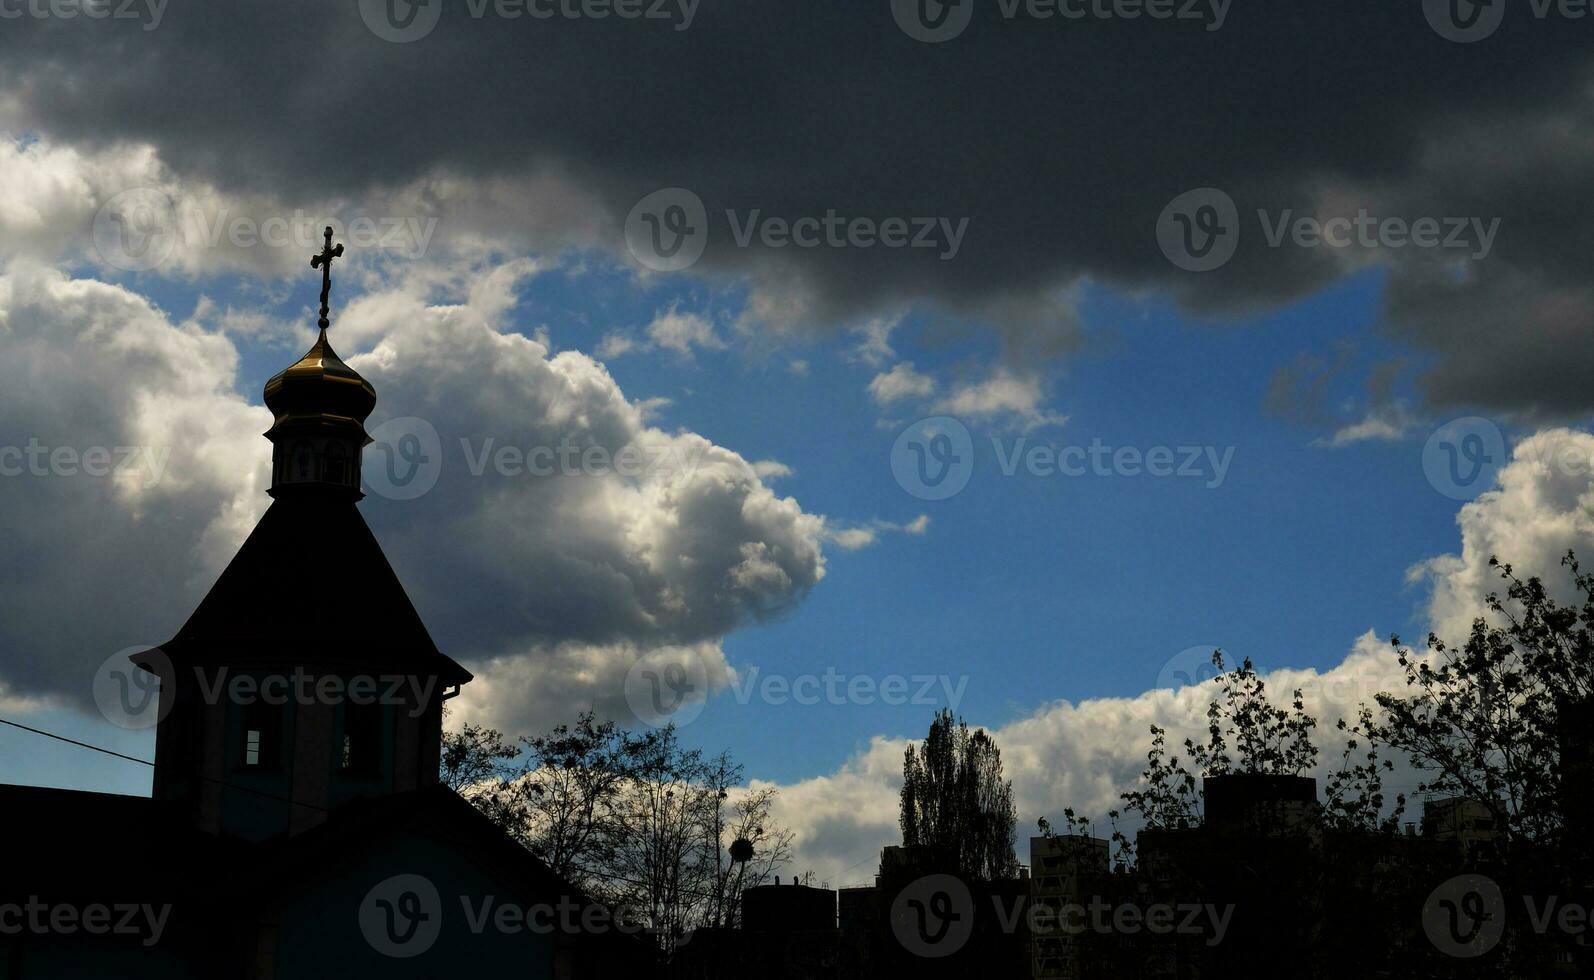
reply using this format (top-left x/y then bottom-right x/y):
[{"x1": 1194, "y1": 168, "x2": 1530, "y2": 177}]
[
  {"x1": 156, "y1": 496, "x2": 471, "y2": 685},
  {"x1": 247, "y1": 785, "x2": 659, "y2": 963},
  {"x1": 0, "y1": 785, "x2": 240, "y2": 898},
  {"x1": 0, "y1": 782, "x2": 656, "y2": 969},
  {"x1": 253, "y1": 785, "x2": 578, "y2": 897}
]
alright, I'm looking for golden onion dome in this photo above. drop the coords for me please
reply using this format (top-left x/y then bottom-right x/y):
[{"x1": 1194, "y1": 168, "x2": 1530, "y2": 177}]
[{"x1": 263, "y1": 328, "x2": 377, "y2": 426}]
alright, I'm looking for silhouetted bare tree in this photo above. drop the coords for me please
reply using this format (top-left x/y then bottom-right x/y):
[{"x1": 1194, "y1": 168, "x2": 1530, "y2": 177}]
[
  {"x1": 440, "y1": 712, "x2": 796, "y2": 956},
  {"x1": 437, "y1": 709, "x2": 520, "y2": 792},
  {"x1": 700, "y1": 752, "x2": 795, "y2": 928}
]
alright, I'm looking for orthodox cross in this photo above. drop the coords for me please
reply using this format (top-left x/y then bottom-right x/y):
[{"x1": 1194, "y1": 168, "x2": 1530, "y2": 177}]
[{"x1": 310, "y1": 226, "x2": 345, "y2": 329}]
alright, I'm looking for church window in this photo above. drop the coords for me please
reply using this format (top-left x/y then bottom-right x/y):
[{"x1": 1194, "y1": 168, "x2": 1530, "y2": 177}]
[
  {"x1": 241, "y1": 700, "x2": 282, "y2": 769},
  {"x1": 342, "y1": 700, "x2": 382, "y2": 775},
  {"x1": 325, "y1": 442, "x2": 348, "y2": 485}
]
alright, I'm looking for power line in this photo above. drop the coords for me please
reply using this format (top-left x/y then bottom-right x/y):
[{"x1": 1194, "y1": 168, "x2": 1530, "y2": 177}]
[
  {"x1": 817, "y1": 849, "x2": 881, "y2": 889},
  {"x1": 0, "y1": 716, "x2": 153, "y2": 768},
  {"x1": 0, "y1": 715, "x2": 328, "y2": 811}
]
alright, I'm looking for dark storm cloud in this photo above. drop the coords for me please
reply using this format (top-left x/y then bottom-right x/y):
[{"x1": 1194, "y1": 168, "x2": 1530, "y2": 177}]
[{"x1": 7, "y1": 2, "x2": 1594, "y2": 413}]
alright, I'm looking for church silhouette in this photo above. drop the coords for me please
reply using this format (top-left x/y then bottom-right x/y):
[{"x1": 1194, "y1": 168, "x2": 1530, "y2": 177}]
[{"x1": 0, "y1": 231, "x2": 654, "y2": 977}]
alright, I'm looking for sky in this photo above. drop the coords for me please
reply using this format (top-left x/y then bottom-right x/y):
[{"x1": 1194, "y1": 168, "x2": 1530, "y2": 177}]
[{"x1": 3, "y1": 0, "x2": 1594, "y2": 888}]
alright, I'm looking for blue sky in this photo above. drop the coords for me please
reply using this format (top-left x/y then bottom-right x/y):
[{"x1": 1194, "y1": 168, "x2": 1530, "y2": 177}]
[
  {"x1": 583, "y1": 266, "x2": 1459, "y2": 785},
  {"x1": 7, "y1": 0, "x2": 1594, "y2": 891},
  {"x1": 1, "y1": 255, "x2": 1478, "y2": 800}
]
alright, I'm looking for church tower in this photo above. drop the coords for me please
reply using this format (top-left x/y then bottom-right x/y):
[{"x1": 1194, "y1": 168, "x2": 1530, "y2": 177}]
[{"x1": 134, "y1": 229, "x2": 471, "y2": 841}]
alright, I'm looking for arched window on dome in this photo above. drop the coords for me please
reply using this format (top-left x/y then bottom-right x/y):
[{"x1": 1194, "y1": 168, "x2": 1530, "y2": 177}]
[
  {"x1": 325, "y1": 441, "x2": 348, "y2": 486},
  {"x1": 290, "y1": 441, "x2": 314, "y2": 482}
]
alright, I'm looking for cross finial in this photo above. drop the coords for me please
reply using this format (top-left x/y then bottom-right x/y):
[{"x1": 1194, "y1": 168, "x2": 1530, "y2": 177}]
[{"x1": 310, "y1": 226, "x2": 345, "y2": 330}]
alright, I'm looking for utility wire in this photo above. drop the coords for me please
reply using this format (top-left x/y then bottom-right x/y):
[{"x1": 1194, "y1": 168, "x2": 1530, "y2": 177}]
[
  {"x1": 0, "y1": 715, "x2": 329, "y2": 810},
  {"x1": 0, "y1": 716, "x2": 153, "y2": 768}
]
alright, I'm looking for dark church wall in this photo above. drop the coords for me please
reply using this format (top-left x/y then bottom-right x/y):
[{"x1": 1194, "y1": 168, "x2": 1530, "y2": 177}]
[
  {"x1": 0, "y1": 938, "x2": 206, "y2": 980},
  {"x1": 218, "y1": 689, "x2": 300, "y2": 840},
  {"x1": 267, "y1": 829, "x2": 561, "y2": 979},
  {"x1": 151, "y1": 663, "x2": 447, "y2": 841},
  {"x1": 323, "y1": 700, "x2": 398, "y2": 811},
  {"x1": 1, "y1": 925, "x2": 204, "y2": 977}
]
